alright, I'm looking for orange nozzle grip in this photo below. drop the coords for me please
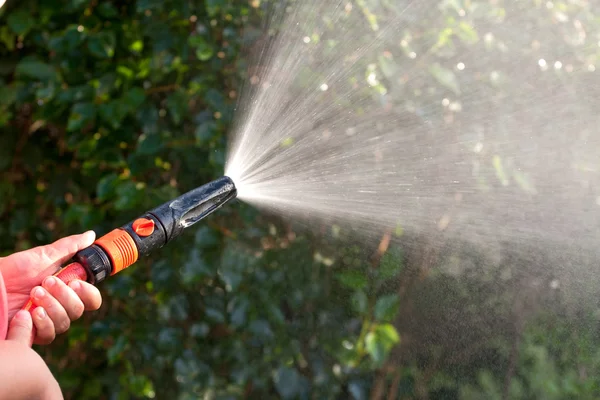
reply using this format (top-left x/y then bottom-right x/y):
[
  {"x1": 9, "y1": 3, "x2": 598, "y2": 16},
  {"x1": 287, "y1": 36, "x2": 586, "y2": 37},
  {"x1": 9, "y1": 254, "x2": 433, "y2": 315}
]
[{"x1": 95, "y1": 228, "x2": 139, "y2": 275}]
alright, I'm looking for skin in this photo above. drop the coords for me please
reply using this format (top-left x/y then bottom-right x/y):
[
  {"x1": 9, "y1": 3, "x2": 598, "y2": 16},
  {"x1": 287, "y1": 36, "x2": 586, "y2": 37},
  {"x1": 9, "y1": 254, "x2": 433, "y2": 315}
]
[
  {"x1": 0, "y1": 312, "x2": 63, "y2": 399},
  {"x1": 0, "y1": 232, "x2": 104, "y2": 399}
]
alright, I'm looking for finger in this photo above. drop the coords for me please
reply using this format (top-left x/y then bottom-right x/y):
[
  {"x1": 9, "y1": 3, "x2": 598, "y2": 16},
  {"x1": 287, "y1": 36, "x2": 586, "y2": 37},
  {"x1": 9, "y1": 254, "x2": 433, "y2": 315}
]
[
  {"x1": 30, "y1": 286, "x2": 71, "y2": 335},
  {"x1": 31, "y1": 307, "x2": 56, "y2": 345},
  {"x1": 6, "y1": 310, "x2": 34, "y2": 346},
  {"x1": 69, "y1": 280, "x2": 102, "y2": 311},
  {"x1": 42, "y1": 276, "x2": 85, "y2": 320},
  {"x1": 37, "y1": 230, "x2": 96, "y2": 268}
]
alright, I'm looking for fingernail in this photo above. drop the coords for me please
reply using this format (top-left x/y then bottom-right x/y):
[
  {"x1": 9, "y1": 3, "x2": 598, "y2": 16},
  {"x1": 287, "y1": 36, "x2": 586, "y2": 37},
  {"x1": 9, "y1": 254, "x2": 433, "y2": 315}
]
[
  {"x1": 84, "y1": 230, "x2": 95, "y2": 241},
  {"x1": 15, "y1": 310, "x2": 30, "y2": 320},
  {"x1": 34, "y1": 287, "x2": 45, "y2": 299},
  {"x1": 45, "y1": 277, "x2": 56, "y2": 288},
  {"x1": 37, "y1": 308, "x2": 47, "y2": 319},
  {"x1": 70, "y1": 280, "x2": 81, "y2": 291}
]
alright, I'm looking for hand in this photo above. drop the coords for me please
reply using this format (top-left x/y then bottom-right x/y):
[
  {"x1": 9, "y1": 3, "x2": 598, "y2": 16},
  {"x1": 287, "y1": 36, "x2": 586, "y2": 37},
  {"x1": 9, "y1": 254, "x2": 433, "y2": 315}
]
[{"x1": 1, "y1": 232, "x2": 103, "y2": 346}]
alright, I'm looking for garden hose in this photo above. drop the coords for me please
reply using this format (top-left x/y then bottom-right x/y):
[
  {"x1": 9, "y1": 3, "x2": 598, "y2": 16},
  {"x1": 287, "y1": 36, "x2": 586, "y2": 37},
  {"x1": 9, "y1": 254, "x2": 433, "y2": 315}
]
[{"x1": 22, "y1": 176, "x2": 237, "y2": 313}]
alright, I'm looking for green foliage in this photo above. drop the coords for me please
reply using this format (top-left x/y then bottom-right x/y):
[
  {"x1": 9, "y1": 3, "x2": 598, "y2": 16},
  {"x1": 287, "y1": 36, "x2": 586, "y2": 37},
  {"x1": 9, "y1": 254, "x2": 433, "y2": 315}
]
[{"x1": 1, "y1": 0, "x2": 600, "y2": 399}]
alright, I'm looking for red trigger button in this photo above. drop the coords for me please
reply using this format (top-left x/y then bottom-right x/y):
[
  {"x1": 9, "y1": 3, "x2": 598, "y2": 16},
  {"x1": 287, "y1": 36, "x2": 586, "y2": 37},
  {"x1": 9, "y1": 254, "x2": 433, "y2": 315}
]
[{"x1": 132, "y1": 218, "x2": 155, "y2": 237}]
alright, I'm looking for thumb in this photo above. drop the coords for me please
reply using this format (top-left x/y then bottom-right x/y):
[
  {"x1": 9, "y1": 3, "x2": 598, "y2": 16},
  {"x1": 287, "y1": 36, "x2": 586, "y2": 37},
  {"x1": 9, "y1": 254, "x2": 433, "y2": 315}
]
[
  {"x1": 6, "y1": 310, "x2": 34, "y2": 347},
  {"x1": 38, "y1": 230, "x2": 96, "y2": 268}
]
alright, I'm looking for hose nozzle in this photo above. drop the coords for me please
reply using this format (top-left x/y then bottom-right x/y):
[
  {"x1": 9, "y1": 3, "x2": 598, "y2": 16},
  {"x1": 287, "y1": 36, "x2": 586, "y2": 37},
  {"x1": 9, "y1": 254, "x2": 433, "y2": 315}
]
[
  {"x1": 150, "y1": 176, "x2": 237, "y2": 241},
  {"x1": 72, "y1": 176, "x2": 237, "y2": 284}
]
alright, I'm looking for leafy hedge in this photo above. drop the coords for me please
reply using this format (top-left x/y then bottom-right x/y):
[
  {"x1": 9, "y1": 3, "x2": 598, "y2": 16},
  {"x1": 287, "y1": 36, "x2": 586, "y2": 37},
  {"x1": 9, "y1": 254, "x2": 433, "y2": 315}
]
[
  {"x1": 2, "y1": 0, "x2": 600, "y2": 399},
  {"x1": 0, "y1": 1, "x2": 402, "y2": 398}
]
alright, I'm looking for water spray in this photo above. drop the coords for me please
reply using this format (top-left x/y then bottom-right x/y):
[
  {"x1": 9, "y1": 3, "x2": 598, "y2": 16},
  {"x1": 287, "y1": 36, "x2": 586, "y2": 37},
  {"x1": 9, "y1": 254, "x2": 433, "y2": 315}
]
[{"x1": 22, "y1": 177, "x2": 237, "y2": 313}]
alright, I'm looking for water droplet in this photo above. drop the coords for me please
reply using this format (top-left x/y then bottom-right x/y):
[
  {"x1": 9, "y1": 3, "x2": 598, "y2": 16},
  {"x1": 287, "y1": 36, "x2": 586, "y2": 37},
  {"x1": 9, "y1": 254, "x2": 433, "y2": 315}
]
[
  {"x1": 457, "y1": 62, "x2": 465, "y2": 70},
  {"x1": 77, "y1": 25, "x2": 84, "y2": 32},
  {"x1": 554, "y1": 61, "x2": 562, "y2": 69},
  {"x1": 458, "y1": 9, "x2": 466, "y2": 16},
  {"x1": 409, "y1": 51, "x2": 417, "y2": 59},
  {"x1": 449, "y1": 102, "x2": 462, "y2": 112},
  {"x1": 303, "y1": 36, "x2": 310, "y2": 44},
  {"x1": 588, "y1": 64, "x2": 596, "y2": 72},
  {"x1": 320, "y1": 83, "x2": 329, "y2": 91},
  {"x1": 367, "y1": 72, "x2": 378, "y2": 86},
  {"x1": 332, "y1": 364, "x2": 342, "y2": 375},
  {"x1": 442, "y1": 98, "x2": 450, "y2": 107}
]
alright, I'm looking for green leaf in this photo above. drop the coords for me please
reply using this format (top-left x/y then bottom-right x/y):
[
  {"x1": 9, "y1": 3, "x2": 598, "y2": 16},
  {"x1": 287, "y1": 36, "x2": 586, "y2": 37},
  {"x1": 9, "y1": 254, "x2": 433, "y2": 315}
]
[
  {"x1": 67, "y1": 102, "x2": 96, "y2": 132},
  {"x1": 129, "y1": 40, "x2": 144, "y2": 53},
  {"x1": 114, "y1": 181, "x2": 141, "y2": 210},
  {"x1": 374, "y1": 294, "x2": 400, "y2": 322},
  {"x1": 96, "y1": 173, "x2": 119, "y2": 201},
  {"x1": 117, "y1": 65, "x2": 134, "y2": 79},
  {"x1": 0, "y1": 26, "x2": 15, "y2": 51},
  {"x1": 136, "y1": 133, "x2": 163, "y2": 155},
  {"x1": 429, "y1": 63, "x2": 460, "y2": 94},
  {"x1": 88, "y1": 32, "x2": 116, "y2": 58},
  {"x1": 195, "y1": 121, "x2": 217, "y2": 144},
  {"x1": 166, "y1": 90, "x2": 188, "y2": 125},
  {"x1": 365, "y1": 324, "x2": 400, "y2": 366},
  {"x1": 273, "y1": 367, "x2": 304, "y2": 399},
  {"x1": 97, "y1": 2, "x2": 118, "y2": 18},
  {"x1": 229, "y1": 296, "x2": 249, "y2": 328},
  {"x1": 190, "y1": 322, "x2": 210, "y2": 338},
  {"x1": 181, "y1": 248, "x2": 211, "y2": 284},
  {"x1": 194, "y1": 226, "x2": 220, "y2": 248},
  {"x1": 107, "y1": 335, "x2": 129, "y2": 365},
  {"x1": 15, "y1": 59, "x2": 58, "y2": 81},
  {"x1": 205, "y1": 307, "x2": 225, "y2": 323},
  {"x1": 189, "y1": 36, "x2": 214, "y2": 61},
  {"x1": 379, "y1": 247, "x2": 403, "y2": 279},
  {"x1": 337, "y1": 269, "x2": 368, "y2": 290},
  {"x1": 98, "y1": 101, "x2": 128, "y2": 129},
  {"x1": 196, "y1": 46, "x2": 214, "y2": 61},
  {"x1": 457, "y1": 22, "x2": 479, "y2": 44},
  {"x1": 7, "y1": 10, "x2": 35, "y2": 36},
  {"x1": 123, "y1": 87, "x2": 146, "y2": 109},
  {"x1": 351, "y1": 290, "x2": 368, "y2": 315}
]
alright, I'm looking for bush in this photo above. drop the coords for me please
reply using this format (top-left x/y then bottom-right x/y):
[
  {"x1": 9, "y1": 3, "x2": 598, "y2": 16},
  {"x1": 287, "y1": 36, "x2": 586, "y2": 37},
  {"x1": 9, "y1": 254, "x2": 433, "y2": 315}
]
[{"x1": 2, "y1": 0, "x2": 600, "y2": 399}]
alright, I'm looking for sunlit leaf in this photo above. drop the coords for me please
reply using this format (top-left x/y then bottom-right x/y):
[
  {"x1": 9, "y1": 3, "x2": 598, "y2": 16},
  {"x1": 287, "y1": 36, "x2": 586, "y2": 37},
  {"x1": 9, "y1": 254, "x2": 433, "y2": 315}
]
[
  {"x1": 337, "y1": 269, "x2": 368, "y2": 290},
  {"x1": 365, "y1": 324, "x2": 400, "y2": 366}
]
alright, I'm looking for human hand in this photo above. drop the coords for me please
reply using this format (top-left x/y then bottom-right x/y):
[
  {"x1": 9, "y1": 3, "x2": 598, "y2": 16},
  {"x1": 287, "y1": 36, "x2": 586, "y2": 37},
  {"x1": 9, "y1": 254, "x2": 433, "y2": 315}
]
[{"x1": 1, "y1": 232, "x2": 103, "y2": 346}]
